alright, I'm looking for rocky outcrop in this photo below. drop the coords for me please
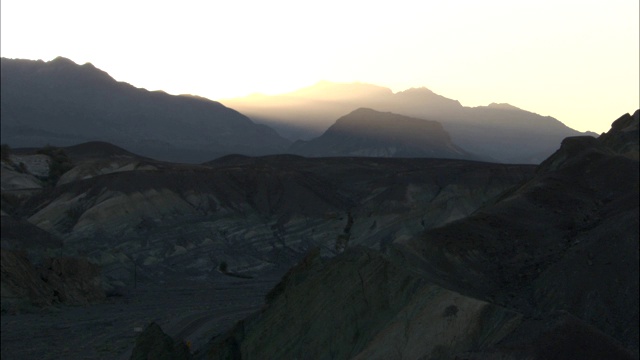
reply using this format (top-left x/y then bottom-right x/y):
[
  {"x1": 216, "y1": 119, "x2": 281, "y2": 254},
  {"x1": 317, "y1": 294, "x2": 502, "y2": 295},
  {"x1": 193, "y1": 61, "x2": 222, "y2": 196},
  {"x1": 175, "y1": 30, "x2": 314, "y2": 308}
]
[
  {"x1": 1, "y1": 249, "x2": 54, "y2": 311},
  {"x1": 1, "y1": 249, "x2": 105, "y2": 312},
  {"x1": 537, "y1": 109, "x2": 639, "y2": 172},
  {"x1": 39, "y1": 256, "x2": 106, "y2": 304},
  {"x1": 130, "y1": 322, "x2": 191, "y2": 360},
  {"x1": 598, "y1": 109, "x2": 639, "y2": 159},
  {"x1": 205, "y1": 248, "x2": 523, "y2": 360},
  {"x1": 0, "y1": 153, "x2": 48, "y2": 191}
]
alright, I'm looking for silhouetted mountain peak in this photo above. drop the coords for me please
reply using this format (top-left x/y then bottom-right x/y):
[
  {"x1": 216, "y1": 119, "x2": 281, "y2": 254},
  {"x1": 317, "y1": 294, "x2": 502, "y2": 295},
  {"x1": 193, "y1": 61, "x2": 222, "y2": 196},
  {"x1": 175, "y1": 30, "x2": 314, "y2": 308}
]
[
  {"x1": 538, "y1": 110, "x2": 639, "y2": 172},
  {"x1": 1, "y1": 57, "x2": 291, "y2": 162},
  {"x1": 290, "y1": 108, "x2": 473, "y2": 159},
  {"x1": 331, "y1": 107, "x2": 443, "y2": 131},
  {"x1": 597, "y1": 109, "x2": 639, "y2": 159},
  {"x1": 50, "y1": 56, "x2": 76, "y2": 66},
  {"x1": 486, "y1": 102, "x2": 521, "y2": 110}
]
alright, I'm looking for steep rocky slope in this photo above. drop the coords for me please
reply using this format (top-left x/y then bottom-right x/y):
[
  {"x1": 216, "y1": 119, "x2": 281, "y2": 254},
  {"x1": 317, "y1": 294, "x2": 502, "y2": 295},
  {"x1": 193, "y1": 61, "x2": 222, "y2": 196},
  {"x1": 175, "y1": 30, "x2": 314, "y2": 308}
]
[
  {"x1": 201, "y1": 111, "x2": 638, "y2": 359},
  {"x1": 289, "y1": 108, "x2": 476, "y2": 159},
  {"x1": 1, "y1": 249, "x2": 105, "y2": 312},
  {"x1": 1, "y1": 57, "x2": 290, "y2": 163}
]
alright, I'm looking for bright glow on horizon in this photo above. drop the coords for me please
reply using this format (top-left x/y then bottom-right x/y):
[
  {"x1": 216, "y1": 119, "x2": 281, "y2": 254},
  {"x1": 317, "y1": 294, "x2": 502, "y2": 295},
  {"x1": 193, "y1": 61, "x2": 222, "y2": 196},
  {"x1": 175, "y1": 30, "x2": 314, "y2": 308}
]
[{"x1": 1, "y1": 0, "x2": 638, "y2": 133}]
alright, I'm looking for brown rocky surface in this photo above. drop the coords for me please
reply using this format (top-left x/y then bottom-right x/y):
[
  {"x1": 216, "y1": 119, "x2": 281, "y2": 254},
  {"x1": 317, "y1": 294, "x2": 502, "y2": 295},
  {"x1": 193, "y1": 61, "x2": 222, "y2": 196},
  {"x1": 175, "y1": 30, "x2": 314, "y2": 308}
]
[
  {"x1": 1, "y1": 249, "x2": 54, "y2": 311},
  {"x1": 1, "y1": 249, "x2": 105, "y2": 312}
]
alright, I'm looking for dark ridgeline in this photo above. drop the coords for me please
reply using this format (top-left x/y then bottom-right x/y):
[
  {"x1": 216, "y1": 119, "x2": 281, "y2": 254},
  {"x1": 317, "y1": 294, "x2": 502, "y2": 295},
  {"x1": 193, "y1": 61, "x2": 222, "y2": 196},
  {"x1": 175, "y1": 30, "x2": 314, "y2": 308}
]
[
  {"x1": 2, "y1": 57, "x2": 592, "y2": 164},
  {"x1": 0, "y1": 57, "x2": 291, "y2": 163}
]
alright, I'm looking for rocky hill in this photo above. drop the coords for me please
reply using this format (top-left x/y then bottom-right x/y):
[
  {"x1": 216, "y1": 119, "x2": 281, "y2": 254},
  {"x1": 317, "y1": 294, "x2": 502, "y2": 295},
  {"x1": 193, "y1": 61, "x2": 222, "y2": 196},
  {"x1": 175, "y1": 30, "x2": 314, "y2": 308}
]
[
  {"x1": 289, "y1": 108, "x2": 476, "y2": 159},
  {"x1": 0, "y1": 57, "x2": 291, "y2": 163},
  {"x1": 201, "y1": 110, "x2": 639, "y2": 359},
  {"x1": 223, "y1": 81, "x2": 592, "y2": 163},
  {"x1": 2, "y1": 142, "x2": 534, "y2": 294}
]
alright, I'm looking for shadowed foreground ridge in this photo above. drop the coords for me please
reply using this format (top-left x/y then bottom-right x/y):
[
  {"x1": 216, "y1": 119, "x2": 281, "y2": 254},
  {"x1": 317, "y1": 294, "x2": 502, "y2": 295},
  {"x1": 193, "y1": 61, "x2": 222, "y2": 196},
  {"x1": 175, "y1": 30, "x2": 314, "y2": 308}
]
[{"x1": 202, "y1": 110, "x2": 639, "y2": 360}]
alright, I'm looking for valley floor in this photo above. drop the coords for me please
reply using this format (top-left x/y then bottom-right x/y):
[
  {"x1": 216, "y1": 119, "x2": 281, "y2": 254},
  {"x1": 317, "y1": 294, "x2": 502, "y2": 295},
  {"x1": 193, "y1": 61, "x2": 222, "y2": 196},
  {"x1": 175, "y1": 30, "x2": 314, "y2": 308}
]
[{"x1": 0, "y1": 273, "x2": 281, "y2": 360}]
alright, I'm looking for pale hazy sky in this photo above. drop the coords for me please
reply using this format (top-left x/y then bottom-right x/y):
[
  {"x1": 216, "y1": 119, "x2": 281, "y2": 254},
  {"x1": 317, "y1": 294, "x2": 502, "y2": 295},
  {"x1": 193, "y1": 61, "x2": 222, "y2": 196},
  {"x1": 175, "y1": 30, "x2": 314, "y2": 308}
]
[{"x1": 1, "y1": 0, "x2": 638, "y2": 133}]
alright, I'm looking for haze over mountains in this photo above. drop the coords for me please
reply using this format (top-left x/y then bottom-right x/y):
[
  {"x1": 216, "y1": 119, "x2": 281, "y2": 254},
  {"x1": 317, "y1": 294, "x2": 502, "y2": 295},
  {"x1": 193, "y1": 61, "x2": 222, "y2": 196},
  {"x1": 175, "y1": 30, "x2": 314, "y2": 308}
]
[
  {"x1": 289, "y1": 108, "x2": 475, "y2": 159},
  {"x1": 224, "y1": 81, "x2": 596, "y2": 163},
  {"x1": 1, "y1": 57, "x2": 595, "y2": 164},
  {"x1": 0, "y1": 57, "x2": 290, "y2": 163}
]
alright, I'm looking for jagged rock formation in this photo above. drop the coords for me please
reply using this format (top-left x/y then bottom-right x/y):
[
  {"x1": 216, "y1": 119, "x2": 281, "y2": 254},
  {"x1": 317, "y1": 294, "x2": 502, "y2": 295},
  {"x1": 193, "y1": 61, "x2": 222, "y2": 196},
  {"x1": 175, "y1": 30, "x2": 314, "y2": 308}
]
[
  {"x1": 223, "y1": 81, "x2": 593, "y2": 163},
  {"x1": 129, "y1": 322, "x2": 191, "y2": 360},
  {"x1": 201, "y1": 111, "x2": 639, "y2": 359},
  {"x1": 289, "y1": 108, "x2": 476, "y2": 159},
  {"x1": 0, "y1": 57, "x2": 291, "y2": 163},
  {"x1": 1, "y1": 249, "x2": 105, "y2": 312},
  {"x1": 598, "y1": 109, "x2": 639, "y2": 159}
]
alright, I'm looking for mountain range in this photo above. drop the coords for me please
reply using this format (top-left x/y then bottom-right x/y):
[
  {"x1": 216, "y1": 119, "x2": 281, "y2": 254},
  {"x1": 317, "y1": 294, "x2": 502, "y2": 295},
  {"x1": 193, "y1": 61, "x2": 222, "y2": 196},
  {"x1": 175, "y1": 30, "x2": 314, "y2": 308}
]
[
  {"x1": 223, "y1": 81, "x2": 596, "y2": 163},
  {"x1": 0, "y1": 57, "x2": 290, "y2": 163},
  {"x1": 2, "y1": 57, "x2": 596, "y2": 164}
]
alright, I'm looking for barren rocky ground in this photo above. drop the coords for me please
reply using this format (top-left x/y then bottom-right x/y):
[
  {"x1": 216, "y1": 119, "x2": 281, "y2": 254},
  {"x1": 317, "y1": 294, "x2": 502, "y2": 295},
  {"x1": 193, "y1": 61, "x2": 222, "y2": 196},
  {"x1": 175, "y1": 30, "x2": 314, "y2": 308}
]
[{"x1": 1, "y1": 273, "x2": 280, "y2": 360}]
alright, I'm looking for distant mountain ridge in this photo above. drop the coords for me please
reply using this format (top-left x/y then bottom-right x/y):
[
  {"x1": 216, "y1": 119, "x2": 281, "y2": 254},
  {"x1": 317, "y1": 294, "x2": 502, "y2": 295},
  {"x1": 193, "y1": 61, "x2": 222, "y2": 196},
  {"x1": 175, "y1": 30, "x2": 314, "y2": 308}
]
[
  {"x1": 223, "y1": 81, "x2": 592, "y2": 163},
  {"x1": 290, "y1": 108, "x2": 476, "y2": 159},
  {"x1": 0, "y1": 57, "x2": 291, "y2": 163}
]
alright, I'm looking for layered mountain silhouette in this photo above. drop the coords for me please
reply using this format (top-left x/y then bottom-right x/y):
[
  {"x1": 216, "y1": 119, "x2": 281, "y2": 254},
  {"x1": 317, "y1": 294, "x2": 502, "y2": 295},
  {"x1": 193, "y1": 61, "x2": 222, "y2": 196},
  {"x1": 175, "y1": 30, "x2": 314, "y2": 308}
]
[
  {"x1": 2, "y1": 56, "x2": 637, "y2": 358},
  {"x1": 223, "y1": 81, "x2": 594, "y2": 163},
  {"x1": 0, "y1": 57, "x2": 291, "y2": 163},
  {"x1": 289, "y1": 108, "x2": 475, "y2": 159}
]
